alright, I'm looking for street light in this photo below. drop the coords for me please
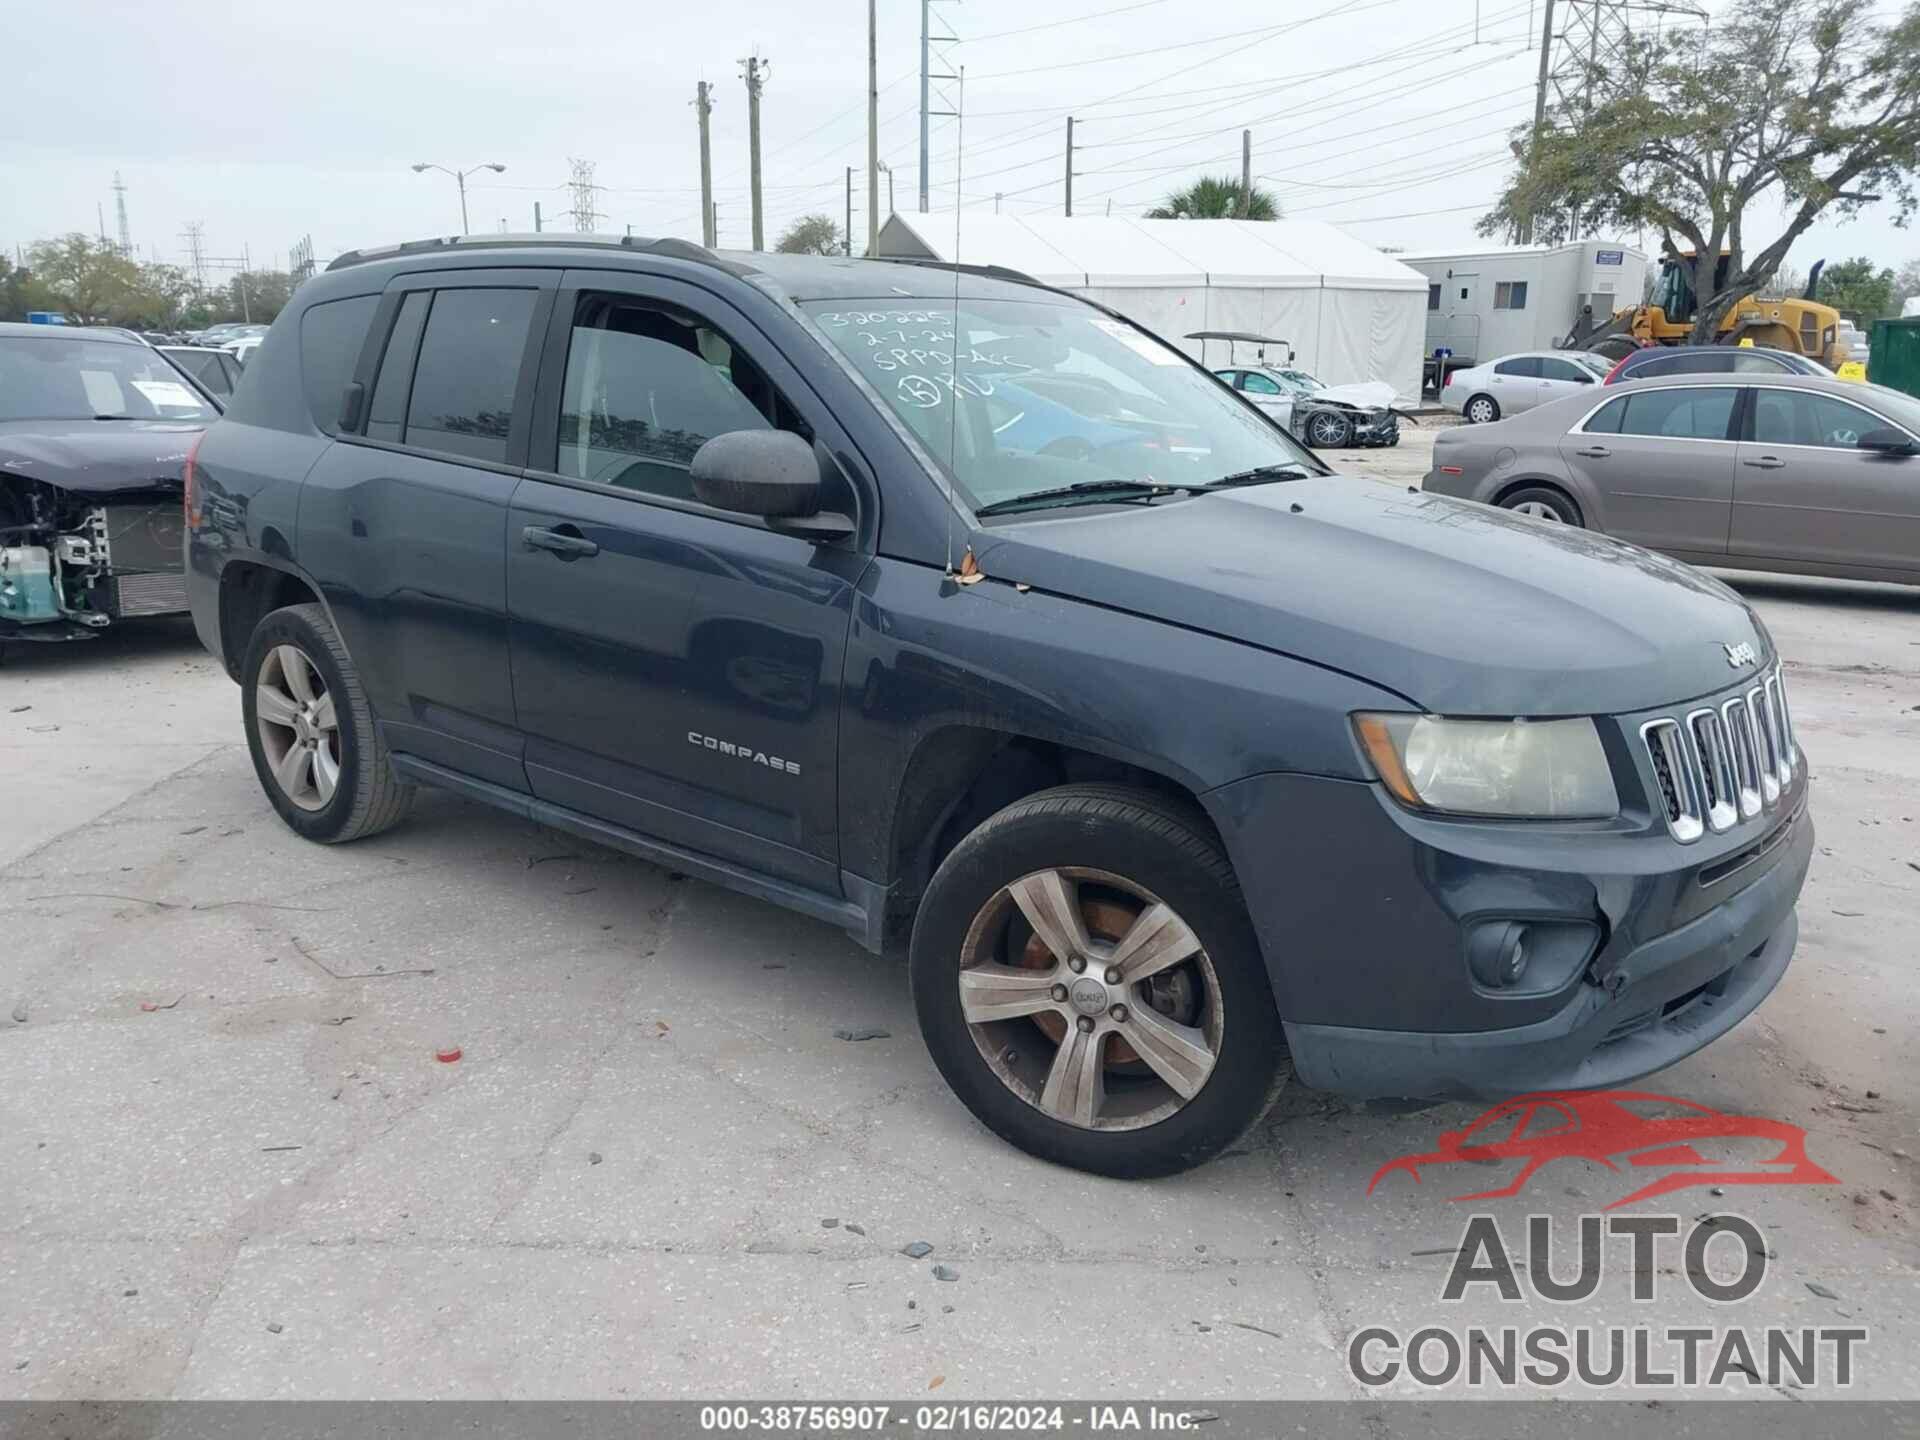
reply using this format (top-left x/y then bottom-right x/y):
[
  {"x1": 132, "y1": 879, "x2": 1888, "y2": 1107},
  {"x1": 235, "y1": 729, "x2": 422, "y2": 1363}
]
[{"x1": 410, "y1": 162, "x2": 507, "y2": 236}]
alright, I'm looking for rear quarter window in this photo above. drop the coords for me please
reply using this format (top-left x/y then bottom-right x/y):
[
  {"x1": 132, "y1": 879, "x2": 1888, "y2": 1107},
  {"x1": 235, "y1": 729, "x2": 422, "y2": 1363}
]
[{"x1": 299, "y1": 295, "x2": 379, "y2": 433}]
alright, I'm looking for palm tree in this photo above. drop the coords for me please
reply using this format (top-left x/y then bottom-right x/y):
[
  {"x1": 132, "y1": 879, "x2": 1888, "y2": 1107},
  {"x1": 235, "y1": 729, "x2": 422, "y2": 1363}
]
[{"x1": 1144, "y1": 176, "x2": 1281, "y2": 221}]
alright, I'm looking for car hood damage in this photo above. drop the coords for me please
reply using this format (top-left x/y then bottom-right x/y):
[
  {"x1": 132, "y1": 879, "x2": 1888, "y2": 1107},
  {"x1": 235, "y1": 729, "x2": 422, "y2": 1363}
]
[
  {"x1": 1, "y1": 418, "x2": 200, "y2": 497},
  {"x1": 975, "y1": 478, "x2": 1767, "y2": 716},
  {"x1": 1306, "y1": 381, "x2": 1398, "y2": 411}
]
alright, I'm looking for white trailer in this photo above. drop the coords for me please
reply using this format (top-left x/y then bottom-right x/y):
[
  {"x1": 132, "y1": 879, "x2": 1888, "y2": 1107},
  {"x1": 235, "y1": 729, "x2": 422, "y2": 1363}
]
[{"x1": 1398, "y1": 240, "x2": 1649, "y2": 390}]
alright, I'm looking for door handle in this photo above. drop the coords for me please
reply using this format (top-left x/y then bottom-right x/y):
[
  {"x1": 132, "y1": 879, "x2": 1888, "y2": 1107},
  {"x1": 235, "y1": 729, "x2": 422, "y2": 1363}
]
[
  {"x1": 1742, "y1": 455, "x2": 1786, "y2": 470},
  {"x1": 522, "y1": 524, "x2": 599, "y2": 558},
  {"x1": 1575, "y1": 445, "x2": 1611, "y2": 459}
]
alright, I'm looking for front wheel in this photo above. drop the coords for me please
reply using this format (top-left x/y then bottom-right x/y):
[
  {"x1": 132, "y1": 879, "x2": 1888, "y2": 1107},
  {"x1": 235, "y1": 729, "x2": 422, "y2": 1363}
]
[
  {"x1": 241, "y1": 602, "x2": 413, "y2": 843},
  {"x1": 910, "y1": 785, "x2": 1288, "y2": 1178},
  {"x1": 1305, "y1": 409, "x2": 1354, "y2": 448}
]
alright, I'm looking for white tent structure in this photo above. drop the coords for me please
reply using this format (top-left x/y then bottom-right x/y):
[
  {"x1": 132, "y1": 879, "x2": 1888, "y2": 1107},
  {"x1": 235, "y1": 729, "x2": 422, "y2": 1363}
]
[{"x1": 875, "y1": 213, "x2": 1429, "y2": 403}]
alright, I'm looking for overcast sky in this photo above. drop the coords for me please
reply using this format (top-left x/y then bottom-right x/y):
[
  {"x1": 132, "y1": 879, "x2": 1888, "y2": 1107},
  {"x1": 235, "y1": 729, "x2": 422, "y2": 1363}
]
[{"x1": 4, "y1": 0, "x2": 1914, "y2": 279}]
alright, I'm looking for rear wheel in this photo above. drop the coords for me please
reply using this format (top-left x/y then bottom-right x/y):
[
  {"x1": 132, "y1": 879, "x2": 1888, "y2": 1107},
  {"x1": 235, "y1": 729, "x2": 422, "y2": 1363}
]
[
  {"x1": 910, "y1": 784, "x2": 1288, "y2": 1178},
  {"x1": 1499, "y1": 484, "x2": 1584, "y2": 527},
  {"x1": 1464, "y1": 394, "x2": 1500, "y2": 425},
  {"x1": 242, "y1": 603, "x2": 413, "y2": 843}
]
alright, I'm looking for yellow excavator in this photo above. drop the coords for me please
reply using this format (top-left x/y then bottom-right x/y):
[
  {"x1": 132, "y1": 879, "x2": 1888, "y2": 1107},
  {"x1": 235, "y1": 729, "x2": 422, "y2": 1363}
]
[{"x1": 1567, "y1": 254, "x2": 1850, "y2": 368}]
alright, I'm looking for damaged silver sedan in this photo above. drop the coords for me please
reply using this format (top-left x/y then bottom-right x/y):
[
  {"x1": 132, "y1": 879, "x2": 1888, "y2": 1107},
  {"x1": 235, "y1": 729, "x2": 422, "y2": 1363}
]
[{"x1": 1, "y1": 323, "x2": 213, "y2": 643}]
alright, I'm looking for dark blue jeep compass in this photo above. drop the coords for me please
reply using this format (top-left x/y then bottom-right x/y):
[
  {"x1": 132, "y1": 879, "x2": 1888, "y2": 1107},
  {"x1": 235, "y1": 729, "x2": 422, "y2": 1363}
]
[{"x1": 185, "y1": 236, "x2": 1811, "y2": 1177}]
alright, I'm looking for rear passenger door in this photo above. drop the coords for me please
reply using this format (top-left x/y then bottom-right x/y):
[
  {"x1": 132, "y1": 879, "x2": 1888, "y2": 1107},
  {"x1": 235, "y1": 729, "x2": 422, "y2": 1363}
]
[
  {"x1": 298, "y1": 269, "x2": 555, "y2": 791},
  {"x1": 505, "y1": 269, "x2": 870, "y2": 893},
  {"x1": 1732, "y1": 385, "x2": 1920, "y2": 576},
  {"x1": 1558, "y1": 385, "x2": 1738, "y2": 555}
]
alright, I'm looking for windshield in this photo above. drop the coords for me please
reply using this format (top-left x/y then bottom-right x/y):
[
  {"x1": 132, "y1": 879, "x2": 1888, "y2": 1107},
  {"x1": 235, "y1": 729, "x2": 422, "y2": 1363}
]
[
  {"x1": 802, "y1": 297, "x2": 1323, "y2": 512},
  {"x1": 1270, "y1": 368, "x2": 1323, "y2": 393},
  {"x1": 0, "y1": 336, "x2": 216, "y2": 423},
  {"x1": 1573, "y1": 353, "x2": 1612, "y2": 377}
]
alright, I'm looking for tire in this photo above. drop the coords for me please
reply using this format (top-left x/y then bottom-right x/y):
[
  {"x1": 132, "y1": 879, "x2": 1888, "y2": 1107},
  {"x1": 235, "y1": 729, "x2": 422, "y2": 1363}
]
[
  {"x1": 1304, "y1": 409, "x2": 1354, "y2": 448},
  {"x1": 240, "y1": 602, "x2": 413, "y2": 844},
  {"x1": 909, "y1": 783, "x2": 1289, "y2": 1178},
  {"x1": 1498, "y1": 484, "x2": 1584, "y2": 527},
  {"x1": 1464, "y1": 394, "x2": 1500, "y2": 425}
]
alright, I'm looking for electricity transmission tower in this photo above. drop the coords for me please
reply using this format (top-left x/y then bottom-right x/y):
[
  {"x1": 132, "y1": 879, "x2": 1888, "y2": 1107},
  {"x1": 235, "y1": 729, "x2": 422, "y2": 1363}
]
[
  {"x1": 567, "y1": 158, "x2": 604, "y2": 232},
  {"x1": 918, "y1": 0, "x2": 960, "y2": 212},
  {"x1": 179, "y1": 221, "x2": 208, "y2": 290},
  {"x1": 112, "y1": 172, "x2": 132, "y2": 255}
]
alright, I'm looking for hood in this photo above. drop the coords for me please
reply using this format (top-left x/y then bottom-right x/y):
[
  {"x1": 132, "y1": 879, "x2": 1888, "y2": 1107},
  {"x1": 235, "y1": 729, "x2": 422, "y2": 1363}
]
[
  {"x1": 0, "y1": 418, "x2": 201, "y2": 496},
  {"x1": 1311, "y1": 381, "x2": 1398, "y2": 411},
  {"x1": 974, "y1": 478, "x2": 1765, "y2": 716}
]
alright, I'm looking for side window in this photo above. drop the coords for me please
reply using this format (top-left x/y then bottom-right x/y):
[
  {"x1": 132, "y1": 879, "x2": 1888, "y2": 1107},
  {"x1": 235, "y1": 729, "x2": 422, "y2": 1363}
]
[
  {"x1": 404, "y1": 288, "x2": 537, "y2": 464},
  {"x1": 1242, "y1": 372, "x2": 1283, "y2": 395},
  {"x1": 365, "y1": 291, "x2": 430, "y2": 443},
  {"x1": 554, "y1": 295, "x2": 806, "y2": 503},
  {"x1": 1494, "y1": 281, "x2": 1528, "y2": 310},
  {"x1": 1618, "y1": 386, "x2": 1737, "y2": 440},
  {"x1": 1495, "y1": 356, "x2": 1541, "y2": 378},
  {"x1": 1583, "y1": 395, "x2": 1627, "y2": 434},
  {"x1": 299, "y1": 295, "x2": 379, "y2": 434},
  {"x1": 1752, "y1": 390, "x2": 1887, "y2": 449},
  {"x1": 1213, "y1": 370, "x2": 1241, "y2": 389},
  {"x1": 1733, "y1": 351, "x2": 1791, "y2": 374},
  {"x1": 1538, "y1": 358, "x2": 1588, "y2": 383}
]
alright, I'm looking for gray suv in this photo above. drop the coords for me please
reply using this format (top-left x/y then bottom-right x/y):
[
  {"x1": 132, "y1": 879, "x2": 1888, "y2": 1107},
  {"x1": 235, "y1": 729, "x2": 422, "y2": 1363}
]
[{"x1": 184, "y1": 236, "x2": 1811, "y2": 1176}]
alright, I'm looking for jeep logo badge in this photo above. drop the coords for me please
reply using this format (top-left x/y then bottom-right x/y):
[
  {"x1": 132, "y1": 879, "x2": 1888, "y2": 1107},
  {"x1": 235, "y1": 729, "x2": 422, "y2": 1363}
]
[
  {"x1": 1723, "y1": 641, "x2": 1758, "y2": 668},
  {"x1": 1069, "y1": 978, "x2": 1109, "y2": 1016}
]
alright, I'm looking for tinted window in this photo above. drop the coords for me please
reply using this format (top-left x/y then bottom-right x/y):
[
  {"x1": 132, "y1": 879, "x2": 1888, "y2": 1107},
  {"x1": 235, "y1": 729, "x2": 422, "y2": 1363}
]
[
  {"x1": 300, "y1": 295, "x2": 379, "y2": 433},
  {"x1": 1538, "y1": 358, "x2": 1589, "y2": 383},
  {"x1": 366, "y1": 291, "x2": 430, "y2": 443},
  {"x1": 1583, "y1": 396, "x2": 1627, "y2": 434},
  {"x1": 1495, "y1": 356, "x2": 1541, "y2": 378},
  {"x1": 1494, "y1": 281, "x2": 1528, "y2": 310},
  {"x1": 1751, "y1": 389, "x2": 1891, "y2": 449},
  {"x1": 405, "y1": 288, "x2": 536, "y2": 463},
  {"x1": 1617, "y1": 386, "x2": 1737, "y2": 440},
  {"x1": 1242, "y1": 372, "x2": 1283, "y2": 395},
  {"x1": 556, "y1": 299, "x2": 793, "y2": 501},
  {"x1": 1732, "y1": 351, "x2": 1792, "y2": 374}
]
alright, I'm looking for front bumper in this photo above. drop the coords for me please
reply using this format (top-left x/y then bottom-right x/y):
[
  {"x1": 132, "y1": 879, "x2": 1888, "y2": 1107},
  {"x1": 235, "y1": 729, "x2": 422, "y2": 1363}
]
[{"x1": 1284, "y1": 807, "x2": 1808, "y2": 1098}]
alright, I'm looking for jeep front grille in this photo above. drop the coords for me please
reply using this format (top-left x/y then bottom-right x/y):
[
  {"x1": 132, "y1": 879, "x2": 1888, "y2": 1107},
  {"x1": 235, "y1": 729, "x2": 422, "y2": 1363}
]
[{"x1": 1640, "y1": 665, "x2": 1797, "y2": 842}]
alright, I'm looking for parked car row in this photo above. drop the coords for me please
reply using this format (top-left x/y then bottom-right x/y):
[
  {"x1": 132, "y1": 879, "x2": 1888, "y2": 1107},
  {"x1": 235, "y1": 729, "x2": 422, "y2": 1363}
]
[{"x1": 1443, "y1": 343, "x2": 1848, "y2": 425}]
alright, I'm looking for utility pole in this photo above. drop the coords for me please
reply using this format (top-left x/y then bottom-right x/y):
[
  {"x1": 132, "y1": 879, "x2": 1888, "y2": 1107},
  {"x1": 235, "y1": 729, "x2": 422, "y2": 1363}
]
[
  {"x1": 919, "y1": 0, "x2": 931, "y2": 212},
  {"x1": 846, "y1": 166, "x2": 855, "y2": 256},
  {"x1": 867, "y1": 0, "x2": 880, "y2": 254},
  {"x1": 1239, "y1": 131, "x2": 1252, "y2": 218},
  {"x1": 1521, "y1": 0, "x2": 1555, "y2": 244},
  {"x1": 534, "y1": 200, "x2": 543, "y2": 233},
  {"x1": 696, "y1": 80, "x2": 717, "y2": 247},
  {"x1": 1064, "y1": 117, "x2": 1075, "y2": 217},
  {"x1": 741, "y1": 53, "x2": 768, "y2": 250}
]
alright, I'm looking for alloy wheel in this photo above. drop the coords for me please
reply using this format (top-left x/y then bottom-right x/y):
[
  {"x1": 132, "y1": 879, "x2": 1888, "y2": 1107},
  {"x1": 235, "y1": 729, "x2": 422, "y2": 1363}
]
[
  {"x1": 1308, "y1": 413, "x2": 1348, "y2": 446},
  {"x1": 1511, "y1": 499, "x2": 1567, "y2": 522},
  {"x1": 957, "y1": 867, "x2": 1222, "y2": 1131},
  {"x1": 254, "y1": 643, "x2": 341, "y2": 812}
]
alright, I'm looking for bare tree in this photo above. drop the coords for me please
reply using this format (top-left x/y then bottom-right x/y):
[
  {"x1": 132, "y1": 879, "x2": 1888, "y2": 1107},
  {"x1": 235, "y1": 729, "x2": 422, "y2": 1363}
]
[
  {"x1": 775, "y1": 214, "x2": 846, "y2": 256},
  {"x1": 1483, "y1": 0, "x2": 1920, "y2": 342}
]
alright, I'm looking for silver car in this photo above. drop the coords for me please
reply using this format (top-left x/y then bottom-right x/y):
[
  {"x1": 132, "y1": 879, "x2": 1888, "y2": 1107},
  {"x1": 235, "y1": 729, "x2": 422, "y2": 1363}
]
[
  {"x1": 1425, "y1": 373, "x2": 1920, "y2": 587},
  {"x1": 1441, "y1": 349, "x2": 1613, "y2": 424}
]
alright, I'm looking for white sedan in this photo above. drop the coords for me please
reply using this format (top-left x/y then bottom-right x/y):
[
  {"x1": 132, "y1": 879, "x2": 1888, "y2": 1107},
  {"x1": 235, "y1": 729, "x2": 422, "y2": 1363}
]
[{"x1": 1440, "y1": 349, "x2": 1612, "y2": 425}]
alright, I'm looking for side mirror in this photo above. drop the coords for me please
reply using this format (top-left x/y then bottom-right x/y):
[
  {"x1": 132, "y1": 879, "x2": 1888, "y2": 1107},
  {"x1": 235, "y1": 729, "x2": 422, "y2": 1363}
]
[
  {"x1": 691, "y1": 429, "x2": 854, "y2": 539},
  {"x1": 1857, "y1": 427, "x2": 1918, "y2": 456}
]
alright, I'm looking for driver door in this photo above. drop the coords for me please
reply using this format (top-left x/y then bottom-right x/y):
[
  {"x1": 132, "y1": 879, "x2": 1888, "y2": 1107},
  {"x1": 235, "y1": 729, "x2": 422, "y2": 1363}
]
[
  {"x1": 1732, "y1": 386, "x2": 1920, "y2": 577},
  {"x1": 506, "y1": 270, "x2": 871, "y2": 891}
]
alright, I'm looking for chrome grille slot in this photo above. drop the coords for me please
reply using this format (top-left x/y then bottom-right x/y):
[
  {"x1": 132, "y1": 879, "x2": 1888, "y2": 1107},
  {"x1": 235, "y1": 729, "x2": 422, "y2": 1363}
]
[
  {"x1": 1721, "y1": 696, "x2": 1764, "y2": 819},
  {"x1": 1642, "y1": 719, "x2": 1703, "y2": 842},
  {"x1": 1687, "y1": 709, "x2": 1738, "y2": 833},
  {"x1": 1638, "y1": 667, "x2": 1796, "y2": 843}
]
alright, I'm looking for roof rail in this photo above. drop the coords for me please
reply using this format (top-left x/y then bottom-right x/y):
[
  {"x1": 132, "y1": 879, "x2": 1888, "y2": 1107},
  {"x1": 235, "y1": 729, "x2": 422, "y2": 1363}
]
[
  {"x1": 864, "y1": 255, "x2": 1046, "y2": 289},
  {"x1": 325, "y1": 232, "x2": 737, "y2": 274}
]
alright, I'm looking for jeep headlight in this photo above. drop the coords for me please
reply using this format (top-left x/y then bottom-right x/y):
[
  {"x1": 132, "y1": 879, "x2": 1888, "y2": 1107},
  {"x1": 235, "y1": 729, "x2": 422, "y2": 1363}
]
[{"x1": 1353, "y1": 714, "x2": 1620, "y2": 819}]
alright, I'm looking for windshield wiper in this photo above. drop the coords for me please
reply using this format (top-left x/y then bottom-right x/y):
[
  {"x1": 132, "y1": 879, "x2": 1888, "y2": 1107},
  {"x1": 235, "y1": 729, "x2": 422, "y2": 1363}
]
[
  {"x1": 975, "y1": 479, "x2": 1185, "y2": 517},
  {"x1": 1200, "y1": 463, "x2": 1316, "y2": 488}
]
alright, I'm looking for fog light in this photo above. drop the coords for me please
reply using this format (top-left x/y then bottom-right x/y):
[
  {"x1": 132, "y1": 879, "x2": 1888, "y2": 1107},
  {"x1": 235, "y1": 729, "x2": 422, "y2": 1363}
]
[{"x1": 1469, "y1": 920, "x2": 1531, "y2": 989}]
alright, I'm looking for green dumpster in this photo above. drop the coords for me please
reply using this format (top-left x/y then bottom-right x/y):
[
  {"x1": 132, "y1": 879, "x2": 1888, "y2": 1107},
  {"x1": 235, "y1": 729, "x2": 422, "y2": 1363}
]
[{"x1": 1869, "y1": 317, "x2": 1920, "y2": 399}]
